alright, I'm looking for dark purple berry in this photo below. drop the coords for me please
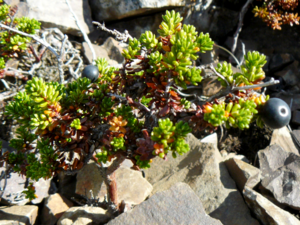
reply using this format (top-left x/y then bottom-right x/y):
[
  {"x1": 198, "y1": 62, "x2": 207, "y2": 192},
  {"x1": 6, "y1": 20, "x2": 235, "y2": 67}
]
[
  {"x1": 82, "y1": 65, "x2": 99, "y2": 82},
  {"x1": 260, "y1": 98, "x2": 291, "y2": 129}
]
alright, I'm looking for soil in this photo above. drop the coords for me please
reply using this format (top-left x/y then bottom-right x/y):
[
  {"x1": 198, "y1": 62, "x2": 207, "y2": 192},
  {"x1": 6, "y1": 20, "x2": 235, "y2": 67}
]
[{"x1": 218, "y1": 124, "x2": 273, "y2": 165}]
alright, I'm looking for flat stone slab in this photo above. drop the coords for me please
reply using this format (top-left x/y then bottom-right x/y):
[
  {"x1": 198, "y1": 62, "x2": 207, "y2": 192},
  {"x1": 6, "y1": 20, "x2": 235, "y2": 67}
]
[
  {"x1": 89, "y1": 0, "x2": 185, "y2": 22},
  {"x1": 258, "y1": 144, "x2": 300, "y2": 210},
  {"x1": 270, "y1": 126, "x2": 299, "y2": 155},
  {"x1": 26, "y1": 0, "x2": 94, "y2": 36},
  {"x1": 145, "y1": 133, "x2": 259, "y2": 225},
  {"x1": 0, "y1": 165, "x2": 51, "y2": 205},
  {"x1": 57, "y1": 206, "x2": 111, "y2": 225},
  {"x1": 76, "y1": 163, "x2": 152, "y2": 206},
  {"x1": 106, "y1": 182, "x2": 223, "y2": 225},
  {"x1": 225, "y1": 158, "x2": 261, "y2": 191},
  {"x1": 0, "y1": 205, "x2": 38, "y2": 225},
  {"x1": 42, "y1": 193, "x2": 74, "y2": 225},
  {"x1": 244, "y1": 187, "x2": 300, "y2": 225}
]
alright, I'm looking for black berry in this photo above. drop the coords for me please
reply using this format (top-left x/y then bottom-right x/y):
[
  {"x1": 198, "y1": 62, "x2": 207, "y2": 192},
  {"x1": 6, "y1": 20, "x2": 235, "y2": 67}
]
[
  {"x1": 260, "y1": 98, "x2": 291, "y2": 129},
  {"x1": 82, "y1": 65, "x2": 99, "y2": 82}
]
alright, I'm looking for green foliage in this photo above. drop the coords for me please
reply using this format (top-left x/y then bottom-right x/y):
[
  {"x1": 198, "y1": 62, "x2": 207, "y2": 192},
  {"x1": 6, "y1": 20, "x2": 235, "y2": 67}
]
[
  {"x1": 96, "y1": 148, "x2": 109, "y2": 164},
  {"x1": 26, "y1": 139, "x2": 57, "y2": 181},
  {"x1": 216, "y1": 61, "x2": 233, "y2": 86},
  {"x1": 196, "y1": 32, "x2": 214, "y2": 53},
  {"x1": 239, "y1": 51, "x2": 266, "y2": 83},
  {"x1": 151, "y1": 118, "x2": 191, "y2": 158},
  {"x1": 9, "y1": 127, "x2": 36, "y2": 151},
  {"x1": 217, "y1": 51, "x2": 267, "y2": 87},
  {"x1": 141, "y1": 95, "x2": 152, "y2": 107},
  {"x1": 204, "y1": 103, "x2": 227, "y2": 127},
  {"x1": 204, "y1": 99, "x2": 259, "y2": 130},
  {"x1": 158, "y1": 10, "x2": 183, "y2": 36},
  {"x1": 139, "y1": 31, "x2": 158, "y2": 49},
  {"x1": 174, "y1": 121, "x2": 192, "y2": 138},
  {"x1": 22, "y1": 183, "x2": 37, "y2": 201},
  {"x1": 135, "y1": 155, "x2": 151, "y2": 169},
  {"x1": 1, "y1": 8, "x2": 276, "y2": 203},
  {"x1": 0, "y1": 57, "x2": 5, "y2": 69},
  {"x1": 14, "y1": 17, "x2": 41, "y2": 34},
  {"x1": 1, "y1": 31, "x2": 31, "y2": 51},
  {"x1": 180, "y1": 98, "x2": 191, "y2": 109},
  {"x1": 225, "y1": 99, "x2": 258, "y2": 130},
  {"x1": 64, "y1": 77, "x2": 90, "y2": 106},
  {"x1": 99, "y1": 96, "x2": 114, "y2": 117},
  {"x1": 115, "y1": 105, "x2": 142, "y2": 133},
  {"x1": 151, "y1": 118, "x2": 175, "y2": 146},
  {"x1": 0, "y1": 1, "x2": 41, "y2": 70},
  {"x1": 0, "y1": 3, "x2": 9, "y2": 21},
  {"x1": 172, "y1": 138, "x2": 189, "y2": 157},
  {"x1": 95, "y1": 58, "x2": 117, "y2": 83},
  {"x1": 5, "y1": 77, "x2": 64, "y2": 130},
  {"x1": 8, "y1": 152, "x2": 24, "y2": 172},
  {"x1": 110, "y1": 137, "x2": 126, "y2": 151},
  {"x1": 147, "y1": 51, "x2": 163, "y2": 74},
  {"x1": 122, "y1": 38, "x2": 141, "y2": 60},
  {"x1": 121, "y1": 10, "x2": 213, "y2": 89},
  {"x1": 70, "y1": 118, "x2": 81, "y2": 130},
  {"x1": 25, "y1": 77, "x2": 64, "y2": 107}
]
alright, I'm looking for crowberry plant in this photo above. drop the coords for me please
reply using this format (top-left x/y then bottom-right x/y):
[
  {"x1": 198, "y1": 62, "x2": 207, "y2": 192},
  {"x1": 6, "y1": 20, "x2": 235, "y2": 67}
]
[{"x1": 0, "y1": 7, "x2": 290, "y2": 214}]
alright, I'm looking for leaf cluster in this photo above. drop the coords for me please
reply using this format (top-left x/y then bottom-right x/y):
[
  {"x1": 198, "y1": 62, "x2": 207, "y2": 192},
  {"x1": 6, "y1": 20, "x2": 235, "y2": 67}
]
[
  {"x1": 151, "y1": 118, "x2": 191, "y2": 158},
  {"x1": 253, "y1": 0, "x2": 300, "y2": 30},
  {"x1": 216, "y1": 51, "x2": 266, "y2": 87},
  {"x1": 122, "y1": 10, "x2": 214, "y2": 89},
  {"x1": 5, "y1": 77, "x2": 63, "y2": 130},
  {"x1": 204, "y1": 98, "x2": 259, "y2": 130},
  {"x1": 0, "y1": 2, "x2": 41, "y2": 67}
]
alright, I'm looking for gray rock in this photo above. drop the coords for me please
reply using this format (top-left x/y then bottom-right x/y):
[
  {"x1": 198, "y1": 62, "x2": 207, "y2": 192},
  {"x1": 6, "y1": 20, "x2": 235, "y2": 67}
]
[
  {"x1": 145, "y1": 133, "x2": 259, "y2": 225},
  {"x1": 200, "y1": 132, "x2": 218, "y2": 145},
  {"x1": 26, "y1": 0, "x2": 93, "y2": 36},
  {"x1": 292, "y1": 129, "x2": 300, "y2": 145},
  {"x1": 183, "y1": 4, "x2": 238, "y2": 43},
  {"x1": 106, "y1": 182, "x2": 223, "y2": 225},
  {"x1": 75, "y1": 162, "x2": 103, "y2": 199},
  {"x1": 41, "y1": 193, "x2": 74, "y2": 225},
  {"x1": 4, "y1": 0, "x2": 29, "y2": 18},
  {"x1": 96, "y1": 12, "x2": 163, "y2": 43},
  {"x1": 243, "y1": 187, "x2": 300, "y2": 225},
  {"x1": 223, "y1": 153, "x2": 250, "y2": 164},
  {"x1": 274, "y1": 60, "x2": 300, "y2": 87},
  {"x1": 82, "y1": 40, "x2": 121, "y2": 66},
  {"x1": 0, "y1": 205, "x2": 38, "y2": 225},
  {"x1": 57, "y1": 173, "x2": 76, "y2": 201},
  {"x1": 201, "y1": 77, "x2": 223, "y2": 97},
  {"x1": 225, "y1": 158, "x2": 261, "y2": 191},
  {"x1": 269, "y1": 53, "x2": 294, "y2": 72},
  {"x1": 0, "y1": 165, "x2": 51, "y2": 205},
  {"x1": 98, "y1": 167, "x2": 153, "y2": 205},
  {"x1": 102, "y1": 37, "x2": 125, "y2": 64},
  {"x1": 76, "y1": 163, "x2": 152, "y2": 205},
  {"x1": 292, "y1": 110, "x2": 300, "y2": 126},
  {"x1": 258, "y1": 144, "x2": 300, "y2": 210},
  {"x1": 31, "y1": 178, "x2": 52, "y2": 204},
  {"x1": 57, "y1": 206, "x2": 111, "y2": 225},
  {"x1": 270, "y1": 126, "x2": 299, "y2": 155},
  {"x1": 89, "y1": 0, "x2": 185, "y2": 22},
  {"x1": 82, "y1": 42, "x2": 109, "y2": 65}
]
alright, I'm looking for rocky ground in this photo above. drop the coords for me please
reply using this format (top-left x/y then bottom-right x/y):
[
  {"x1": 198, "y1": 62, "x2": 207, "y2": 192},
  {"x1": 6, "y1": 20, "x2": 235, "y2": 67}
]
[{"x1": 1, "y1": 0, "x2": 300, "y2": 225}]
